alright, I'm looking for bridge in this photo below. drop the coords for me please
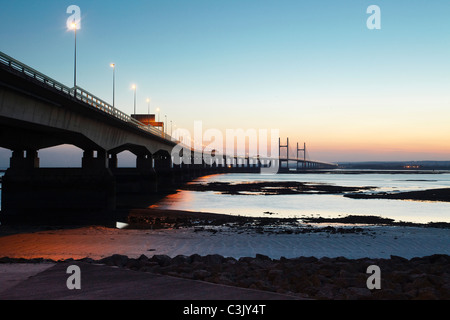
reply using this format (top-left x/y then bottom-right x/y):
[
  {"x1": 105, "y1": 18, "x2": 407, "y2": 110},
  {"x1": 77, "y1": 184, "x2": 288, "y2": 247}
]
[
  {"x1": 0, "y1": 51, "x2": 337, "y2": 223},
  {"x1": 278, "y1": 138, "x2": 338, "y2": 172}
]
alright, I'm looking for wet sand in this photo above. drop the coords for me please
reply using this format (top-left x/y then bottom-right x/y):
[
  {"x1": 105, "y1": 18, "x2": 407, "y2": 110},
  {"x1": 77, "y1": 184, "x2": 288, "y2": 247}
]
[{"x1": 0, "y1": 208, "x2": 449, "y2": 300}]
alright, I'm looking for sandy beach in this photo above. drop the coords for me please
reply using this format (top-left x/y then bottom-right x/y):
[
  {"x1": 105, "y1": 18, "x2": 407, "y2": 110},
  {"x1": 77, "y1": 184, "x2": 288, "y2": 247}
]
[
  {"x1": 0, "y1": 209, "x2": 449, "y2": 261},
  {"x1": 0, "y1": 209, "x2": 449, "y2": 300}
]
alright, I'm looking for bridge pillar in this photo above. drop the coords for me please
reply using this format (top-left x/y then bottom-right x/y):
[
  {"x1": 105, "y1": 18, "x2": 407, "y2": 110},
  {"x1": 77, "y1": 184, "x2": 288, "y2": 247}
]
[
  {"x1": 9, "y1": 149, "x2": 40, "y2": 171},
  {"x1": 109, "y1": 151, "x2": 159, "y2": 210},
  {"x1": 154, "y1": 151, "x2": 174, "y2": 190},
  {"x1": 191, "y1": 151, "x2": 202, "y2": 178},
  {"x1": 82, "y1": 149, "x2": 108, "y2": 171},
  {"x1": 1, "y1": 148, "x2": 116, "y2": 225},
  {"x1": 108, "y1": 153, "x2": 118, "y2": 169}
]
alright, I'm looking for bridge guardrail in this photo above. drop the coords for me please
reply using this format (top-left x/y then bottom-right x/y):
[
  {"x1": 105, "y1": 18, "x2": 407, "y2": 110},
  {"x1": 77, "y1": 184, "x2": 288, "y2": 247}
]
[{"x1": 0, "y1": 51, "x2": 174, "y2": 142}]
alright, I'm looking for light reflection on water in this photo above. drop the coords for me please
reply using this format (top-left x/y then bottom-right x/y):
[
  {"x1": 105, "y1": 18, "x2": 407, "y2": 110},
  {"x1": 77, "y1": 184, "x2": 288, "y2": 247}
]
[
  {"x1": 151, "y1": 172, "x2": 450, "y2": 224},
  {"x1": 1, "y1": 171, "x2": 450, "y2": 224}
]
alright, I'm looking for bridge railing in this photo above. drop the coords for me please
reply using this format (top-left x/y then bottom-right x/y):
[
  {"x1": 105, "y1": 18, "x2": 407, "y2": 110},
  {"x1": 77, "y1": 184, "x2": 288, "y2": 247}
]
[
  {"x1": 0, "y1": 51, "x2": 175, "y2": 142},
  {"x1": 0, "y1": 51, "x2": 73, "y2": 96}
]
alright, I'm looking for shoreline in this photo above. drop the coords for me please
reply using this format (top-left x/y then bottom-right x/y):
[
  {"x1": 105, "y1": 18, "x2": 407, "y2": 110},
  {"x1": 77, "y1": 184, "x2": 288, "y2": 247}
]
[
  {"x1": 0, "y1": 209, "x2": 449, "y2": 300},
  {"x1": 0, "y1": 209, "x2": 449, "y2": 260}
]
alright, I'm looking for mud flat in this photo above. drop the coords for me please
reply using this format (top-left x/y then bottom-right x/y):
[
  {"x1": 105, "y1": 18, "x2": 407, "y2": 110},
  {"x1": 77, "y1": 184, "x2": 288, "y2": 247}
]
[{"x1": 345, "y1": 188, "x2": 450, "y2": 203}]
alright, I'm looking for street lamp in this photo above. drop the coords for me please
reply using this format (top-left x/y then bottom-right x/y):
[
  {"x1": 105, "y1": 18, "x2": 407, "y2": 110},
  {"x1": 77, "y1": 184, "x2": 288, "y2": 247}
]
[
  {"x1": 70, "y1": 22, "x2": 77, "y2": 88},
  {"x1": 165, "y1": 115, "x2": 167, "y2": 134},
  {"x1": 131, "y1": 84, "x2": 137, "y2": 115},
  {"x1": 156, "y1": 108, "x2": 160, "y2": 122},
  {"x1": 146, "y1": 98, "x2": 151, "y2": 115},
  {"x1": 110, "y1": 63, "x2": 115, "y2": 108}
]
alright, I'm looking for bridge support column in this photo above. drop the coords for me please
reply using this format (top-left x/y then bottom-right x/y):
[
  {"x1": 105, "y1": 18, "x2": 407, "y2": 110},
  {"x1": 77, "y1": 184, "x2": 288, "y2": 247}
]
[
  {"x1": 110, "y1": 152, "x2": 159, "y2": 210},
  {"x1": 154, "y1": 151, "x2": 174, "y2": 191},
  {"x1": 108, "y1": 153, "x2": 118, "y2": 169},
  {"x1": 9, "y1": 149, "x2": 40, "y2": 171},
  {"x1": 82, "y1": 150, "x2": 108, "y2": 170},
  {"x1": 1, "y1": 148, "x2": 116, "y2": 225},
  {"x1": 137, "y1": 154, "x2": 158, "y2": 193}
]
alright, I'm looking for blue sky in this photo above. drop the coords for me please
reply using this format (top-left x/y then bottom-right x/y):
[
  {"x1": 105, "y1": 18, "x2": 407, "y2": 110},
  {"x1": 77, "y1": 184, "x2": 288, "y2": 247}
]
[{"x1": 1, "y1": 0, "x2": 450, "y2": 164}]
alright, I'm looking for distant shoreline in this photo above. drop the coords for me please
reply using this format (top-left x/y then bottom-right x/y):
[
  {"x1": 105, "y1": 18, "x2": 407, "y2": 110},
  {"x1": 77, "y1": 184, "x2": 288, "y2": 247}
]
[
  {"x1": 280, "y1": 169, "x2": 450, "y2": 174},
  {"x1": 344, "y1": 187, "x2": 450, "y2": 203}
]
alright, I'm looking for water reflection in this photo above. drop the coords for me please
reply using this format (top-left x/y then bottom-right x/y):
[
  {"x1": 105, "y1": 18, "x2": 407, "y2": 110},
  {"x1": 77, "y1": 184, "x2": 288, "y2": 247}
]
[{"x1": 151, "y1": 173, "x2": 450, "y2": 224}]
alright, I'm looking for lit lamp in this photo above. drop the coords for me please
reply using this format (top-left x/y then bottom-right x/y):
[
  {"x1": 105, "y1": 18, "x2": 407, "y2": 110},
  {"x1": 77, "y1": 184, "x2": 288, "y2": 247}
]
[{"x1": 110, "y1": 63, "x2": 116, "y2": 107}]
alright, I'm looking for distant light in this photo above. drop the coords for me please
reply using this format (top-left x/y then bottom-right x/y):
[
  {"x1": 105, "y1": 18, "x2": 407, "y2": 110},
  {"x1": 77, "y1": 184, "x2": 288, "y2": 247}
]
[
  {"x1": 70, "y1": 22, "x2": 77, "y2": 30},
  {"x1": 110, "y1": 63, "x2": 115, "y2": 68},
  {"x1": 131, "y1": 84, "x2": 136, "y2": 90}
]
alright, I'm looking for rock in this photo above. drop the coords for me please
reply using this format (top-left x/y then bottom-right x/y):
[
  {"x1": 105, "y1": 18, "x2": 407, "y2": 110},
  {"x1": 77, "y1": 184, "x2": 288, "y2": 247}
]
[
  {"x1": 193, "y1": 269, "x2": 211, "y2": 280},
  {"x1": 99, "y1": 254, "x2": 129, "y2": 267},
  {"x1": 150, "y1": 255, "x2": 172, "y2": 267},
  {"x1": 204, "y1": 254, "x2": 224, "y2": 265},
  {"x1": 78, "y1": 257, "x2": 95, "y2": 264},
  {"x1": 111, "y1": 254, "x2": 129, "y2": 267},
  {"x1": 390, "y1": 255, "x2": 408, "y2": 263},
  {"x1": 371, "y1": 289, "x2": 410, "y2": 300},
  {"x1": 427, "y1": 254, "x2": 449, "y2": 264},
  {"x1": 294, "y1": 256, "x2": 318, "y2": 263},
  {"x1": 316, "y1": 284, "x2": 337, "y2": 300},
  {"x1": 415, "y1": 287, "x2": 438, "y2": 300},
  {"x1": 344, "y1": 287, "x2": 373, "y2": 300},
  {"x1": 224, "y1": 257, "x2": 237, "y2": 265},
  {"x1": 0, "y1": 257, "x2": 15, "y2": 263},
  {"x1": 125, "y1": 259, "x2": 141, "y2": 270},
  {"x1": 238, "y1": 257, "x2": 254, "y2": 264},
  {"x1": 172, "y1": 255, "x2": 190, "y2": 265},
  {"x1": 139, "y1": 262, "x2": 159, "y2": 273},
  {"x1": 189, "y1": 254, "x2": 203, "y2": 263},
  {"x1": 138, "y1": 254, "x2": 149, "y2": 262},
  {"x1": 90, "y1": 254, "x2": 449, "y2": 300},
  {"x1": 255, "y1": 254, "x2": 271, "y2": 261},
  {"x1": 267, "y1": 269, "x2": 284, "y2": 280}
]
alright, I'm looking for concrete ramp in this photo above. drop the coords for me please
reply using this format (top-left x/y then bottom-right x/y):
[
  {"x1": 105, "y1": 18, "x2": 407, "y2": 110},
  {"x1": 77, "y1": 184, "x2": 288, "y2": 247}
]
[{"x1": 0, "y1": 262, "x2": 299, "y2": 300}]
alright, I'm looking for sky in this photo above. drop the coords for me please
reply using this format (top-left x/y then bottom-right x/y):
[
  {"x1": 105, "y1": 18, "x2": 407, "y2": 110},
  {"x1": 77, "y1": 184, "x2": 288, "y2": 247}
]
[{"x1": 1, "y1": 0, "x2": 450, "y2": 165}]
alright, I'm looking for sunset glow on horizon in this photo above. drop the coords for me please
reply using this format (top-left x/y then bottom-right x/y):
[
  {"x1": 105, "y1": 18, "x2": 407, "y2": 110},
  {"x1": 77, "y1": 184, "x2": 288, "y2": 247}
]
[{"x1": 1, "y1": 0, "x2": 450, "y2": 164}]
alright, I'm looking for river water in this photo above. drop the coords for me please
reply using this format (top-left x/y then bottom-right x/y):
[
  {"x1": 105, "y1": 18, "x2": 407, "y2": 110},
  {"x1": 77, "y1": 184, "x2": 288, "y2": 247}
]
[
  {"x1": 1, "y1": 171, "x2": 450, "y2": 224},
  {"x1": 151, "y1": 171, "x2": 450, "y2": 224}
]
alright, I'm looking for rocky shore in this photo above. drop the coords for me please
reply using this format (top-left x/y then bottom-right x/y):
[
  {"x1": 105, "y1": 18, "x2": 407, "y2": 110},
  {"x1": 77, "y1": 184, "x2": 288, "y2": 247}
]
[{"x1": 2, "y1": 253, "x2": 448, "y2": 300}]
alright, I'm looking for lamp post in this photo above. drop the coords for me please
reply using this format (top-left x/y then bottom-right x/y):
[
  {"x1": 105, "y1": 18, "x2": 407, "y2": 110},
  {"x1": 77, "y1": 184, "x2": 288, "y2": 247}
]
[
  {"x1": 131, "y1": 84, "x2": 137, "y2": 115},
  {"x1": 156, "y1": 107, "x2": 161, "y2": 133},
  {"x1": 70, "y1": 22, "x2": 77, "y2": 88},
  {"x1": 110, "y1": 64, "x2": 116, "y2": 108},
  {"x1": 146, "y1": 98, "x2": 151, "y2": 115}
]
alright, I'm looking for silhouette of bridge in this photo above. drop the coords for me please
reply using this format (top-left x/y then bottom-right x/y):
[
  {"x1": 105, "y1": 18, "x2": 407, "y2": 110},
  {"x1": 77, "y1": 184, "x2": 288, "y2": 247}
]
[{"x1": 0, "y1": 51, "x2": 337, "y2": 223}]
